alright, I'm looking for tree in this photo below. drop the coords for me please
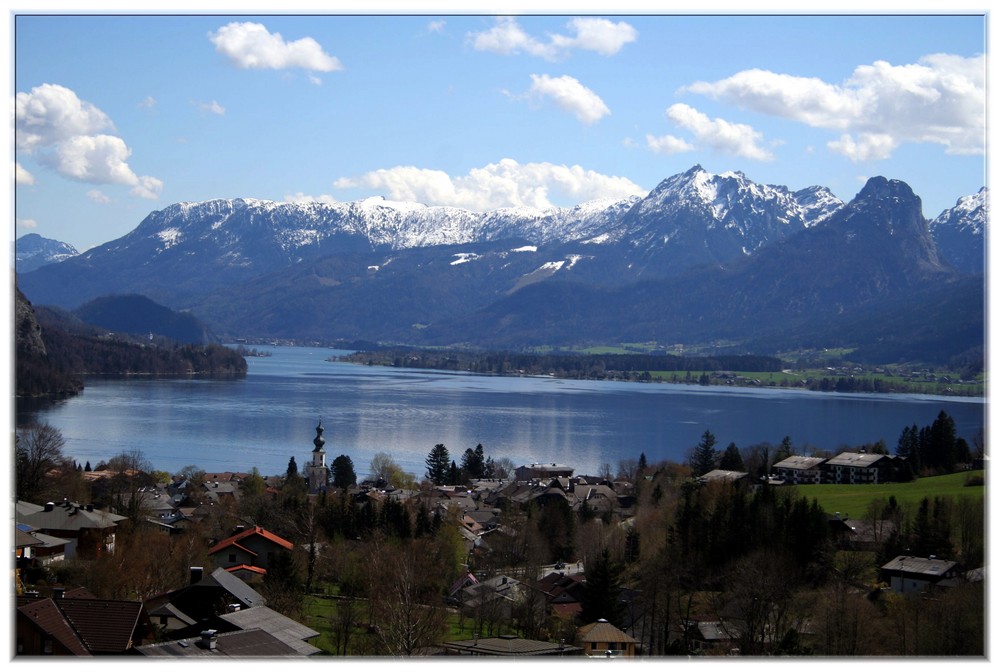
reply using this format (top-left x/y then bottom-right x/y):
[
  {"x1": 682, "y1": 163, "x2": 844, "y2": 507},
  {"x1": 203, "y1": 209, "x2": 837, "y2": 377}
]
[
  {"x1": 690, "y1": 429, "x2": 718, "y2": 477},
  {"x1": 424, "y1": 444, "x2": 450, "y2": 485},
  {"x1": 331, "y1": 454, "x2": 357, "y2": 489},
  {"x1": 15, "y1": 423, "x2": 67, "y2": 502},
  {"x1": 774, "y1": 436, "x2": 794, "y2": 463},
  {"x1": 460, "y1": 444, "x2": 486, "y2": 481},
  {"x1": 719, "y1": 442, "x2": 746, "y2": 472},
  {"x1": 580, "y1": 548, "x2": 625, "y2": 627}
]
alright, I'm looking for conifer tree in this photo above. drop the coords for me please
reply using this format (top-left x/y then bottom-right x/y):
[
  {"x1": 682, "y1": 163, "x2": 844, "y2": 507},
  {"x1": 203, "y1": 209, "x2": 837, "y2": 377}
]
[
  {"x1": 691, "y1": 429, "x2": 718, "y2": 476},
  {"x1": 424, "y1": 444, "x2": 450, "y2": 485}
]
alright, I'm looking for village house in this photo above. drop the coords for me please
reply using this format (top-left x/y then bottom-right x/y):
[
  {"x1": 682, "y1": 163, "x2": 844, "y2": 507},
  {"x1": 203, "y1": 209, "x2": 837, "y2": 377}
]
[
  {"x1": 771, "y1": 456, "x2": 826, "y2": 484},
  {"x1": 880, "y1": 555, "x2": 963, "y2": 594},
  {"x1": 576, "y1": 618, "x2": 639, "y2": 657},
  {"x1": 15, "y1": 499, "x2": 126, "y2": 560},
  {"x1": 440, "y1": 634, "x2": 582, "y2": 656},
  {"x1": 207, "y1": 525, "x2": 294, "y2": 578},
  {"x1": 822, "y1": 451, "x2": 898, "y2": 484}
]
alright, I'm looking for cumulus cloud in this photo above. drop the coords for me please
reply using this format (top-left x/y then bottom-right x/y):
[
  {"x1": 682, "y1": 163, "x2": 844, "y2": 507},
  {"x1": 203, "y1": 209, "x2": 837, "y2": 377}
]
[
  {"x1": 469, "y1": 16, "x2": 636, "y2": 60},
  {"x1": 87, "y1": 189, "x2": 111, "y2": 204},
  {"x1": 14, "y1": 83, "x2": 162, "y2": 198},
  {"x1": 681, "y1": 53, "x2": 984, "y2": 160},
  {"x1": 526, "y1": 74, "x2": 610, "y2": 124},
  {"x1": 17, "y1": 218, "x2": 38, "y2": 229},
  {"x1": 646, "y1": 133, "x2": 696, "y2": 155},
  {"x1": 660, "y1": 103, "x2": 773, "y2": 161},
  {"x1": 15, "y1": 162, "x2": 35, "y2": 185},
  {"x1": 209, "y1": 21, "x2": 343, "y2": 72},
  {"x1": 427, "y1": 20, "x2": 446, "y2": 34},
  {"x1": 334, "y1": 158, "x2": 646, "y2": 211}
]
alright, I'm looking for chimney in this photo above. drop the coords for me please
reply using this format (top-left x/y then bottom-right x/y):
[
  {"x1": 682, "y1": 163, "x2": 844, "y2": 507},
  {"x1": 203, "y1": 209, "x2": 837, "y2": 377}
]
[
  {"x1": 190, "y1": 566, "x2": 204, "y2": 584},
  {"x1": 52, "y1": 587, "x2": 65, "y2": 600},
  {"x1": 44, "y1": 502, "x2": 54, "y2": 512},
  {"x1": 198, "y1": 630, "x2": 218, "y2": 650}
]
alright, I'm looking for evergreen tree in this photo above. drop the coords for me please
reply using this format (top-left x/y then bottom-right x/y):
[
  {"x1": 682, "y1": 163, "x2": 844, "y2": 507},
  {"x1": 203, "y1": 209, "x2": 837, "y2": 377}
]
[
  {"x1": 774, "y1": 436, "x2": 794, "y2": 463},
  {"x1": 460, "y1": 444, "x2": 486, "y2": 481},
  {"x1": 637, "y1": 452, "x2": 648, "y2": 476},
  {"x1": 719, "y1": 442, "x2": 746, "y2": 472},
  {"x1": 331, "y1": 454, "x2": 357, "y2": 489},
  {"x1": 690, "y1": 429, "x2": 718, "y2": 476},
  {"x1": 580, "y1": 548, "x2": 625, "y2": 626},
  {"x1": 424, "y1": 444, "x2": 450, "y2": 485}
]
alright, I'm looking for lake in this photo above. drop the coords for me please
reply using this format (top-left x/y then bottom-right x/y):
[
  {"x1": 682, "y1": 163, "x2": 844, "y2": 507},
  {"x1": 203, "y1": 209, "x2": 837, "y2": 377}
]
[{"x1": 17, "y1": 345, "x2": 986, "y2": 480}]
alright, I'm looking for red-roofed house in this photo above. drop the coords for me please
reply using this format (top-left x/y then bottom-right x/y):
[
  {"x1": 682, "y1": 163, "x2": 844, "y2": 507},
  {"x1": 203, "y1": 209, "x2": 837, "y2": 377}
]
[{"x1": 208, "y1": 525, "x2": 294, "y2": 576}]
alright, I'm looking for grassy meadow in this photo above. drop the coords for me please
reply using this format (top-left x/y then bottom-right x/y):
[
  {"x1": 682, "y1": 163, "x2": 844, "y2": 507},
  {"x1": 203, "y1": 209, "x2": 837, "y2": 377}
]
[{"x1": 794, "y1": 470, "x2": 985, "y2": 518}]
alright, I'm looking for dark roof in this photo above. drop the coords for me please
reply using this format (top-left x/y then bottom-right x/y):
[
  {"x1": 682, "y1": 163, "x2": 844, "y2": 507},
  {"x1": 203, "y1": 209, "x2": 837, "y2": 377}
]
[
  {"x1": 135, "y1": 629, "x2": 304, "y2": 657},
  {"x1": 17, "y1": 500, "x2": 126, "y2": 532},
  {"x1": 219, "y1": 606, "x2": 321, "y2": 656},
  {"x1": 442, "y1": 634, "x2": 582, "y2": 656},
  {"x1": 53, "y1": 597, "x2": 145, "y2": 653},
  {"x1": 16, "y1": 597, "x2": 91, "y2": 656},
  {"x1": 881, "y1": 555, "x2": 959, "y2": 577}
]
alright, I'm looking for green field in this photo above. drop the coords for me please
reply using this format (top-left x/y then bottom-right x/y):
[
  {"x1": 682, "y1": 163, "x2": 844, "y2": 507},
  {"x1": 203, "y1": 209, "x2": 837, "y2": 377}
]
[{"x1": 794, "y1": 470, "x2": 985, "y2": 518}]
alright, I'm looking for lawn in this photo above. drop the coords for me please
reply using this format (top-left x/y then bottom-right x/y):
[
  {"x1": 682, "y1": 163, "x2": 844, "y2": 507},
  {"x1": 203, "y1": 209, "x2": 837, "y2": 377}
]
[{"x1": 794, "y1": 470, "x2": 985, "y2": 518}]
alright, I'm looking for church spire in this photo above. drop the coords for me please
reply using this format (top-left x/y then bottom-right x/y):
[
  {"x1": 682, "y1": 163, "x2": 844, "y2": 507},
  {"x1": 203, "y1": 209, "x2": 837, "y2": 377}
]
[{"x1": 313, "y1": 418, "x2": 326, "y2": 453}]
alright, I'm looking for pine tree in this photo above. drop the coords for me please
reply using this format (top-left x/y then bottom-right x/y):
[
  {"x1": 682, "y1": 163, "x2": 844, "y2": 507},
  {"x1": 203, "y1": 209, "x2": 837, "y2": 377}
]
[
  {"x1": 331, "y1": 454, "x2": 356, "y2": 489},
  {"x1": 691, "y1": 429, "x2": 718, "y2": 476},
  {"x1": 580, "y1": 548, "x2": 625, "y2": 626},
  {"x1": 424, "y1": 444, "x2": 450, "y2": 485},
  {"x1": 719, "y1": 442, "x2": 745, "y2": 472}
]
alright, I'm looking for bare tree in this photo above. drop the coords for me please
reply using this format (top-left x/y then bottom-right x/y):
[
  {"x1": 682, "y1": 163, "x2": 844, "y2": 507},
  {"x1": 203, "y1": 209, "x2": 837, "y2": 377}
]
[{"x1": 14, "y1": 423, "x2": 67, "y2": 502}]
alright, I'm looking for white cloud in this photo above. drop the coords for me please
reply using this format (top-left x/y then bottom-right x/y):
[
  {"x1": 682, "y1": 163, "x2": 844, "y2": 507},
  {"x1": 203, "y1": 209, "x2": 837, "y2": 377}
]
[
  {"x1": 15, "y1": 84, "x2": 162, "y2": 197},
  {"x1": 550, "y1": 17, "x2": 638, "y2": 56},
  {"x1": 469, "y1": 16, "x2": 636, "y2": 60},
  {"x1": 209, "y1": 21, "x2": 343, "y2": 72},
  {"x1": 827, "y1": 133, "x2": 899, "y2": 162},
  {"x1": 526, "y1": 74, "x2": 610, "y2": 124},
  {"x1": 17, "y1": 218, "x2": 38, "y2": 229},
  {"x1": 15, "y1": 83, "x2": 114, "y2": 151},
  {"x1": 663, "y1": 103, "x2": 773, "y2": 161},
  {"x1": 646, "y1": 133, "x2": 696, "y2": 155},
  {"x1": 427, "y1": 20, "x2": 446, "y2": 34},
  {"x1": 334, "y1": 158, "x2": 646, "y2": 211},
  {"x1": 15, "y1": 162, "x2": 35, "y2": 185},
  {"x1": 138, "y1": 95, "x2": 157, "y2": 110},
  {"x1": 87, "y1": 189, "x2": 111, "y2": 204},
  {"x1": 682, "y1": 53, "x2": 984, "y2": 159},
  {"x1": 284, "y1": 192, "x2": 340, "y2": 205},
  {"x1": 198, "y1": 100, "x2": 226, "y2": 116}
]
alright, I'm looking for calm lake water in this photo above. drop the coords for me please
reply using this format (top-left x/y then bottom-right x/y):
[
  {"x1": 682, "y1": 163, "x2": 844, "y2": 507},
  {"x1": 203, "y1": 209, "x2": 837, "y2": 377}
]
[{"x1": 18, "y1": 345, "x2": 986, "y2": 479}]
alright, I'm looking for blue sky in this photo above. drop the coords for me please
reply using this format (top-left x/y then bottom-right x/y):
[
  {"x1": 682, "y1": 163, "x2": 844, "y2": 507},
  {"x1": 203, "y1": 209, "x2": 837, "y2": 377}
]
[{"x1": 9, "y1": 5, "x2": 989, "y2": 252}]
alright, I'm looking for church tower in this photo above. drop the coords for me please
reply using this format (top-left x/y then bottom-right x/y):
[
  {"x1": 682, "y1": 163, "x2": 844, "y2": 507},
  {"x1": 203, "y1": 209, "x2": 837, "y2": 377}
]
[{"x1": 307, "y1": 419, "x2": 329, "y2": 493}]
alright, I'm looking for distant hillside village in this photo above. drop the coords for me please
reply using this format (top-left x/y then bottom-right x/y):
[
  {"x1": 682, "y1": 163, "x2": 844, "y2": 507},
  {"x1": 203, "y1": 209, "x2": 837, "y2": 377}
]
[{"x1": 14, "y1": 413, "x2": 984, "y2": 657}]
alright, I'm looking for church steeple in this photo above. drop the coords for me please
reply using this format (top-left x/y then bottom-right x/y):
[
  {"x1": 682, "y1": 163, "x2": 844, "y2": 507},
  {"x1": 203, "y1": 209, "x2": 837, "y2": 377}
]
[
  {"x1": 313, "y1": 419, "x2": 326, "y2": 453},
  {"x1": 308, "y1": 418, "x2": 329, "y2": 493}
]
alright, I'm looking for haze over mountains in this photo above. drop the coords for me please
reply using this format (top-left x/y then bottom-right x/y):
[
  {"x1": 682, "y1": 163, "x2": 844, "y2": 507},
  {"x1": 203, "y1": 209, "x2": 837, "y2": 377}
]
[{"x1": 15, "y1": 166, "x2": 986, "y2": 365}]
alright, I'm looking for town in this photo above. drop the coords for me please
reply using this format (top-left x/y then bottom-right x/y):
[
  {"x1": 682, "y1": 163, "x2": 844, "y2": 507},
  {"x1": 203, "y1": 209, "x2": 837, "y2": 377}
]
[{"x1": 13, "y1": 413, "x2": 985, "y2": 657}]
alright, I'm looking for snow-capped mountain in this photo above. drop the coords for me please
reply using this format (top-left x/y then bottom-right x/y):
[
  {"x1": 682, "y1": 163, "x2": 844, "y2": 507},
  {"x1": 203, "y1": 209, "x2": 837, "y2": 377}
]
[
  {"x1": 14, "y1": 233, "x2": 79, "y2": 273},
  {"x1": 929, "y1": 187, "x2": 988, "y2": 274},
  {"x1": 14, "y1": 166, "x2": 984, "y2": 362}
]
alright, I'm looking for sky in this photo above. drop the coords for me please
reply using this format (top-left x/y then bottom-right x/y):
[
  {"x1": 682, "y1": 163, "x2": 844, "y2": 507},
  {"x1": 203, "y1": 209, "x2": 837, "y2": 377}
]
[{"x1": 7, "y1": 4, "x2": 990, "y2": 253}]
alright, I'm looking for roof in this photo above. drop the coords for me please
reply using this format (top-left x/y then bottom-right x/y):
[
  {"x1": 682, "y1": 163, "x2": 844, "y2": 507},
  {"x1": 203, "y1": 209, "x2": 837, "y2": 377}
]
[
  {"x1": 881, "y1": 555, "x2": 959, "y2": 577},
  {"x1": 49, "y1": 597, "x2": 145, "y2": 653},
  {"x1": 826, "y1": 452, "x2": 890, "y2": 468},
  {"x1": 577, "y1": 620, "x2": 638, "y2": 644},
  {"x1": 699, "y1": 469, "x2": 749, "y2": 482},
  {"x1": 772, "y1": 455, "x2": 827, "y2": 471},
  {"x1": 219, "y1": 606, "x2": 321, "y2": 656},
  {"x1": 16, "y1": 597, "x2": 92, "y2": 656},
  {"x1": 201, "y1": 567, "x2": 267, "y2": 607},
  {"x1": 16, "y1": 500, "x2": 127, "y2": 532},
  {"x1": 208, "y1": 526, "x2": 294, "y2": 555},
  {"x1": 135, "y1": 628, "x2": 304, "y2": 657},
  {"x1": 442, "y1": 634, "x2": 582, "y2": 656}
]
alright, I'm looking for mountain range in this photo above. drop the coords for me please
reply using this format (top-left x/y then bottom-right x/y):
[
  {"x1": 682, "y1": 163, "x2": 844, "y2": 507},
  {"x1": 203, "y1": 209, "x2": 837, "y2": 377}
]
[{"x1": 15, "y1": 165, "x2": 986, "y2": 365}]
